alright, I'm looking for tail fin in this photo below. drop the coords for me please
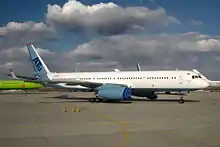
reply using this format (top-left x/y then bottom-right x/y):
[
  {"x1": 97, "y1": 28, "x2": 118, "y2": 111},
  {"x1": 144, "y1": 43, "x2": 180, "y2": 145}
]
[
  {"x1": 10, "y1": 69, "x2": 19, "y2": 80},
  {"x1": 136, "y1": 63, "x2": 141, "y2": 71},
  {"x1": 113, "y1": 69, "x2": 120, "y2": 72},
  {"x1": 26, "y1": 44, "x2": 51, "y2": 80}
]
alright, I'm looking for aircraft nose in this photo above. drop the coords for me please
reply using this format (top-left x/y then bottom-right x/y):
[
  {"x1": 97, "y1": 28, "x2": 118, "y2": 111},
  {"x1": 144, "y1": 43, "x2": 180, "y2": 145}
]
[{"x1": 201, "y1": 79, "x2": 210, "y2": 88}]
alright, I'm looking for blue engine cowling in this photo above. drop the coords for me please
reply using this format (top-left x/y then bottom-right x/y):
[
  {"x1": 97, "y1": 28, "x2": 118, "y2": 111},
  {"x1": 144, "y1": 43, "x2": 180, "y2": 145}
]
[{"x1": 96, "y1": 84, "x2": 132, "y2": 101}]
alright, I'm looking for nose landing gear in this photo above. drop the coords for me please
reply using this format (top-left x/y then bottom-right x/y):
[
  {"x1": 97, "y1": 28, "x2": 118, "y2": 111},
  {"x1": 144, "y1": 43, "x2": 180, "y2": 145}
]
[{"x1": 179, "y1": 91, "x2": 185, "y2": 104}]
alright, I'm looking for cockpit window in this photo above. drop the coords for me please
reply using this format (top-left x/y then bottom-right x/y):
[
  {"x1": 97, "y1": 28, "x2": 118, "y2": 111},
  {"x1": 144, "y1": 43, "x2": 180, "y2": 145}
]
[{"x1": 192, "y1": 75, "x2": 201, "y2": 79}]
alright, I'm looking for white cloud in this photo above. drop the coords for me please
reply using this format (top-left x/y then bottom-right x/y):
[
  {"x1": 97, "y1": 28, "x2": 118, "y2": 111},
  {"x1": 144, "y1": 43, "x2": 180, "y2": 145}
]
[
  {"x1": 0, "y1": 21, "x2": 57, "y2": 50},
  {"x1": 72, "y1": 32, "x2": 220, "y2": 55},
  {"x1": 46, "y1": 0, "x2": 180, "y2": 35},
  {"x1": 190, "y1": 20, "x2": 204, "y2": 25},
  {"x1": 1, "y1": 21, "x2": 54, "y2": 36},
  {"x1": 196, "y1": 39, "x2": 220, "y2": 51},
  {"x1": 1, "y1": 1, "x2": 220, "y2": 79},
  {"x1": 65, "y1": 32, "x2": 220, "y2": 75},
  {"x1": 0, "y1": 46, "x2": 57, "y2": 78},
  {"x1": 0, "y1": 32, "x2": 220, "y2": 79}
]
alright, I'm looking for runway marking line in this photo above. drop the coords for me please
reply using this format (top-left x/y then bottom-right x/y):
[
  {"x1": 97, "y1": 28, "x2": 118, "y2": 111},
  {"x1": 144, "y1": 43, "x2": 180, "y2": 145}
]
[{"x1": 96, "y1": 114, "x2": 129, "y2": 147}]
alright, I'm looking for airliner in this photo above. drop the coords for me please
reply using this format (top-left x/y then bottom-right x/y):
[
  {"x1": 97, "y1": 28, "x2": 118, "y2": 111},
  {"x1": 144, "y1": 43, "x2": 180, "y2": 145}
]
[
  {"x1": 0, "y1": 71, "x2": 42, "y2": 92},
  {"x1": 23, "y1": 44, "x2": 210, "y2": 104}
]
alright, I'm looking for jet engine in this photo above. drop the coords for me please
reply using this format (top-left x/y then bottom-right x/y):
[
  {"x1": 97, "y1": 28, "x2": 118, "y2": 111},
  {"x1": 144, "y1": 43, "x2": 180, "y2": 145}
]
[
  {"x1": 131, "y1": 90, "x2": 158, "y2": 100},
  {"x1": 146, "y1": 94, "x2": 158, "y2": 100},
  {"x1": 96, "y1": 85, "x2": 132, "y2": 101}
]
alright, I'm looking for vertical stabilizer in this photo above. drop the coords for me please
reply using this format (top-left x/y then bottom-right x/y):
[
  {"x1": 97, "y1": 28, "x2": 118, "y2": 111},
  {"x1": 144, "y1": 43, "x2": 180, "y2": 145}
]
[
  {"x1": 136, "y1": 63, "x2": 141, "y2": 71},
  {"x1": 26, "y1": 44, "x2": 51, "y2": 80},
  {"x1": 10, "y1": 70, "x2": 19, "y2": 80}
]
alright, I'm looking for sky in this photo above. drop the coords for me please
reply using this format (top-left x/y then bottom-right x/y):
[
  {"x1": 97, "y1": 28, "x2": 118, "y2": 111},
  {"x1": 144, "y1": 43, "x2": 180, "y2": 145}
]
[{"x1": 0, "y1": 0, "x2": 220, "y2": 79}]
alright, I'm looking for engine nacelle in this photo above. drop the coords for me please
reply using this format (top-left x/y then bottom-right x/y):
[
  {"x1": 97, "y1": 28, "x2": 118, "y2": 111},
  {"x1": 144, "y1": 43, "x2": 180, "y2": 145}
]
[
  {"x1": 131, "y1": 89, "x2": 158, "y2": 100},
  {"x1": 96, "y1": 85, "x2": 132, "y2": 101},
  {"x1": 146, "y1": 94, "x2": 158, "y2": 100}
]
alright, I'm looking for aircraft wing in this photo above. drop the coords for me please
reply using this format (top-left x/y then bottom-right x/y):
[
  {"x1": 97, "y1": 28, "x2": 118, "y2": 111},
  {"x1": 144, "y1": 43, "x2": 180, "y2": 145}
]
[{"x1": 22, "y1": 79, "x2": 128, "y2": 89}]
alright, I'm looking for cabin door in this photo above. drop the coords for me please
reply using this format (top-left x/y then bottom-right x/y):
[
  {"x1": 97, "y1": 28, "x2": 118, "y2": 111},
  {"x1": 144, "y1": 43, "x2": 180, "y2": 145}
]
[
  {"x1": 76, "y1": 75, "x2": 80, "y2": 81},
  {"x1": 179, "y1": 75, "x2": 184, "y2": 84}
]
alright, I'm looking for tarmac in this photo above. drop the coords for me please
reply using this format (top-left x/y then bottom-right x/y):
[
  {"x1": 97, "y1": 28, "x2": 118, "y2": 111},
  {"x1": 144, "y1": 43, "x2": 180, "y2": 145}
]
[{"x1": 0, "y1": 91, "x2": 220, "y2": 147}]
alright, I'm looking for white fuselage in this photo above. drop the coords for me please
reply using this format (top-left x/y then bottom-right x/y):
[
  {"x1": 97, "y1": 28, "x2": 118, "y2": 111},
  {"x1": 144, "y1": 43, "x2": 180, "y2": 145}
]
[{"x1": 45, "y1": 70, "x2": 209, "y2": 91}]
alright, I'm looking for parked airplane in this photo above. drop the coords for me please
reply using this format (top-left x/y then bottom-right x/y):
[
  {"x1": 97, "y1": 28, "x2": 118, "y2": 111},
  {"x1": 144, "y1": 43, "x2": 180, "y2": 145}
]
[
  {"x1": 0, "y1": 79, "x2": 43, "y2": 91},
  {"x1": 23, "y1": 44, "x2": 210, "y2": 104},
  {"x1": 7, "y1": 70, "x2": 39, "y2": 80}
]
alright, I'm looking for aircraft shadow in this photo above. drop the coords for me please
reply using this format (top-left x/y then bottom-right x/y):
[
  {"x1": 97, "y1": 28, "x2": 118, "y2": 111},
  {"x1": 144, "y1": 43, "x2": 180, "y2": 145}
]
[
  {"x1": 0, "y1": 92, "x2": 48, "y2": 95},
  {"x1": 43, "y1": 96, "x2": 132, "y2": 104},
  {"x1": 44, "y1": 95, "x2": 199, "y2": 103},
  {"x1": 38, "y1": 100, "x2": 89, "y2": 103},
  {"x1": 131, "y1": 98, "x2": 200, "y2": 103},
  {"x1": 38, "y1": 100, "x2": 132, "y2": 104}
]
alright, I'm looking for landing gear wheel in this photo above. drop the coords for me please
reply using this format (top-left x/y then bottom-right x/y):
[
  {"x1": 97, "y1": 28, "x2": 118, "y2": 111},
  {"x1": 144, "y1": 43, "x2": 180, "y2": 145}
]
[
  {"x1": 95, "y1": 98, "x2": 102, "y2": 103},
  {"x1": 89, "y1": 98, "x2": 102, "y2": 103},
  {"x1": 179, "y1": 92, "x2": 185, "y2": 104},
  {"x1": 179, "y1": 99, "x2": 184, "y2": 104},
  {"x1": 89, "y1": 98, "x2": 96, "y2": 103}
]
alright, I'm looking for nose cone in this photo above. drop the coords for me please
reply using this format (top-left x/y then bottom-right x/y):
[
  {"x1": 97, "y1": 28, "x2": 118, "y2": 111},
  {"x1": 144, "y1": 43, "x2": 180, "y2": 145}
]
[{"x1": 200, "y1": 79, "x2": 210, "y2": 89}]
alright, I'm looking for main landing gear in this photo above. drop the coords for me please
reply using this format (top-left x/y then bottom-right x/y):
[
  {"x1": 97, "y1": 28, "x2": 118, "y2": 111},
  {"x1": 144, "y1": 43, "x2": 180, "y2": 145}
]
[
  {"x1": 179, "y1": 92, "x2": 185, "y2": 104},
  {"x1": 23, "y1": 90, "x2": 27, "y2": 96},
  {"x1": 89, "y1": 96, "x2": 103, "y2": 103}
]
